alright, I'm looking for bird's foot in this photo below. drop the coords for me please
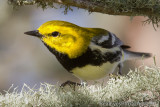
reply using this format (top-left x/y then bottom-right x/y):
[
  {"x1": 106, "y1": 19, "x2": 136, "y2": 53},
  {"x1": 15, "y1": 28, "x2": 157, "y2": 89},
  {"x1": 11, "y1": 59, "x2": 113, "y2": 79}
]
[
  {"x1": 109, "y1": 73, "x2": 121, "y2": 79},
  {"x1": 60, "y1": 80, "x2": 81, "y2": 91},
  {"x1": 60, "y1": 80, "x2": 81, "y2": 87},
  {"x1": 109, "y1": 73, "x2": 117, "y2": 78}
]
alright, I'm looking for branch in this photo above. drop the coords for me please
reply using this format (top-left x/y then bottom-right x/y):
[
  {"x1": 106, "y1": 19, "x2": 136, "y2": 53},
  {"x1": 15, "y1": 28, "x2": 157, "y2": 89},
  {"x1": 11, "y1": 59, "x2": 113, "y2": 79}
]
[{"x1": 8, "y1": 0, "x2": 160, "y2": 26}]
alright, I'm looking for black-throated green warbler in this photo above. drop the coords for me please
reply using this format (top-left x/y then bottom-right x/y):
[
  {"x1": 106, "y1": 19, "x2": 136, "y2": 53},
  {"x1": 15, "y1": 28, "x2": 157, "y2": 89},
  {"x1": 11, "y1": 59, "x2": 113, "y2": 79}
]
[{"x1": 24, "y1": 20, "x2": 152, "y2": 85}]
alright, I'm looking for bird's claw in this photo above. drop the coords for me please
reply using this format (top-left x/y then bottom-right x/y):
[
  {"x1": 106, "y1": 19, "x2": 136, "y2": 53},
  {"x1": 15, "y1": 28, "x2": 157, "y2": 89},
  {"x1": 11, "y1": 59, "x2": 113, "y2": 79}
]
[
  {"x1": 60, "y1": 80, "x2": 81, "y2": 87},
  {"x1": 109, "y1": 73, "x2": 121, "y2": 79}
]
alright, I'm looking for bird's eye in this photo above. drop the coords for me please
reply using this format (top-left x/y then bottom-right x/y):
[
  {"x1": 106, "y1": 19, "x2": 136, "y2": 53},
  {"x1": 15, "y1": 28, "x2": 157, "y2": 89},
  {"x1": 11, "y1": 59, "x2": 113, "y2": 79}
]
[{"x1": 51, "y1": 31, "x2": 60, "y2": 37}]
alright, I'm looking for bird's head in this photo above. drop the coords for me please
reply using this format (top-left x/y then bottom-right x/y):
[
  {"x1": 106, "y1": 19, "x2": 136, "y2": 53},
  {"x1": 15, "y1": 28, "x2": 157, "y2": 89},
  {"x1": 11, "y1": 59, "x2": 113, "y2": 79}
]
[{"x1": 24, "y1": 20, "x2": 107, "y2": 58}]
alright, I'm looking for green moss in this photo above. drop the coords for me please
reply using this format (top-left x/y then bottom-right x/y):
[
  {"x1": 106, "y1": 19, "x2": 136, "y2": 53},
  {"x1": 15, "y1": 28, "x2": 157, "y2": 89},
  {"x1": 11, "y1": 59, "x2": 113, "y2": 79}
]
[
  {"x1": 0, "y1": 66, "x2": 160, "y2": 106},
  {"x1": 8, "y1": 0, "x2": 160, "y2": 28}
]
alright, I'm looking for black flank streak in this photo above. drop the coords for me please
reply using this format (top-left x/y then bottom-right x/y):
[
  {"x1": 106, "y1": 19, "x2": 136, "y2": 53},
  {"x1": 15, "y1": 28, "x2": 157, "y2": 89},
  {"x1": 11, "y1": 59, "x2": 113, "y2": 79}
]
[{"x1": 43, "y1": 42, "x2": 122, "y2": 73}]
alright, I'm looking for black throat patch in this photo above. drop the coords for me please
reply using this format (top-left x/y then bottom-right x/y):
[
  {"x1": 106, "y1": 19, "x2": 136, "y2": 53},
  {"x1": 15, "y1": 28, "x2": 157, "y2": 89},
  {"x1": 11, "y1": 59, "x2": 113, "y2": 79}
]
[{"x1": 43, "y1": 43, "x2": 122, "y2": 72}]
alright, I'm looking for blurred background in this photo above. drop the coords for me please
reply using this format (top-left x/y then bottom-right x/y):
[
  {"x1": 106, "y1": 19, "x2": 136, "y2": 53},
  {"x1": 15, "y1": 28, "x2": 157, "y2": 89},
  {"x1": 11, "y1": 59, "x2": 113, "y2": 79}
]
[{"x1": 0, "y1": 0, "x2": 159, "y2": 93}]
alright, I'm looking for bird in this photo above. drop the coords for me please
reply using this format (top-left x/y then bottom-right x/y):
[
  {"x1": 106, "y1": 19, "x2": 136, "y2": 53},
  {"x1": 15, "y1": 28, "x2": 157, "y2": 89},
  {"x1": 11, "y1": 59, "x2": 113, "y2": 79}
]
[{"x1": 24, "y1": 20, "x2": 152, "y2": 85}]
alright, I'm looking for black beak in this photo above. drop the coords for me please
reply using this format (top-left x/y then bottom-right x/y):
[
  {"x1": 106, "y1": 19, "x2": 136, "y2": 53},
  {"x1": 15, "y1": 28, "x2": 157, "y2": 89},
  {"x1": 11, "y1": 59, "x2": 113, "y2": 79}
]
[{"x1": 24, "y1": 30, "x2": 43, "y2": 38}]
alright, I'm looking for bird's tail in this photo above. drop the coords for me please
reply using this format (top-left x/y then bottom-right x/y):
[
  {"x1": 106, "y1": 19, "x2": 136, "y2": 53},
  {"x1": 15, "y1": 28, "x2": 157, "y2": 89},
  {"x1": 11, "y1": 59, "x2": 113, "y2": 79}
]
[{"x1": 123, "y1": 50, "x2": 152, "y2": 61}]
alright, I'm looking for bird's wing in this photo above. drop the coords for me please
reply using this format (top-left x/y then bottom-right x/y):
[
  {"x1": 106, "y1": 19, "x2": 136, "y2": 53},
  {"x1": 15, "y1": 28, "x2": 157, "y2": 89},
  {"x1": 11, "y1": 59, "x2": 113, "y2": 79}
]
[{"x1": 91, "y1": 32, "x2": 124, "y2": 48}]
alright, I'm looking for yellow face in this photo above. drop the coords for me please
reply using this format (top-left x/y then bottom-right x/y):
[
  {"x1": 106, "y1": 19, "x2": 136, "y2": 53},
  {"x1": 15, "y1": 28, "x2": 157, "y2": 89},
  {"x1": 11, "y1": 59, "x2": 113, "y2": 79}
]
[
  {"x1": 24, "y1": 20, "x2": 108, "y2": 58},
  {"x1": 38, "y1": 21, "x2": 93, "y2": 58}
]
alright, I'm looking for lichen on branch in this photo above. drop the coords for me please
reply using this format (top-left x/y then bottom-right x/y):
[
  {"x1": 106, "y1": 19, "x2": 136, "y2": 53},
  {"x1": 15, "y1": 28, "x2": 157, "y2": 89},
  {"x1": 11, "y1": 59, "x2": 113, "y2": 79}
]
[
  {"x1": 0, "y1": 66, "x2": 160, "y2": 106},
  {"x1": 8, "y1": 0, "x2": 160, "y2": 27}
]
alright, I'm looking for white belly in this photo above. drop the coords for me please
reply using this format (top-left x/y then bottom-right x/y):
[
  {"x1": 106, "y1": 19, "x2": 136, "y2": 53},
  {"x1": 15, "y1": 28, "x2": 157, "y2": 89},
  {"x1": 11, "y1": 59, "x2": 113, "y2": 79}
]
[{"x1": 71, "y1": 62, "x2": 118, "y2": 81}]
